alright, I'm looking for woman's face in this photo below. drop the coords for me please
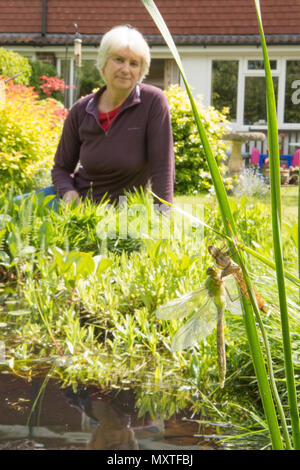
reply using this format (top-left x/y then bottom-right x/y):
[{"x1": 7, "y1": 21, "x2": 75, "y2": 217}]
[{"x1": 103, "y1": 46, "x2": 142, "y2": 93}]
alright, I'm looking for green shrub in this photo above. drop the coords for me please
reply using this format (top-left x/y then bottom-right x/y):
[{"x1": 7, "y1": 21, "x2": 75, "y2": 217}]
[
  {"x1": 0, "y1": 47, "x2": 32, "y2": 85},
  {"x1": 78, "y1": 60, "x2": 104, "y2": 98},
  {"x1": 165, "y1": 85, "x2": 231, "y2": 193}
]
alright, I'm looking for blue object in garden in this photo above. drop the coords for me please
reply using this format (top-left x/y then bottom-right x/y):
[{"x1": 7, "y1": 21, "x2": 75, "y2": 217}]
[
  {"x1": 259, "y1": 154, "x2": 293, "y2": 168},
  {"x1": 13, "y1": 186, "x2": 60, "y2": 210}
]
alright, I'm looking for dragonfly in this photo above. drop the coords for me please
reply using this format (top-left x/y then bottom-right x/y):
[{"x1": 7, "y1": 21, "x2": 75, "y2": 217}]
[
  {"x1": 208, "y1": 245, "x2": 267, "y2": 314},
  {"x1": 156, "y1": 265, "x2": 240, "y2": 389}
]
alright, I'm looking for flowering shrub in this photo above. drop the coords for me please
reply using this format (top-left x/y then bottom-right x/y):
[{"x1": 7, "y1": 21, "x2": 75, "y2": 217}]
[
  {"x1": 39, "y1": 75, "x2": 75, "y2": 103},
  {"x1": 165, "y1": 85, "x2": 231, "y2": 193},
  {"x1": 28, "y1": 60, "x2": 64, "y2": 103},
  {"x1": 40, "y1": 75, "x2": 66, "y2": 95},
  {"x1": 39, "y1": 75, "x2": 73, "y2": 100},
  {"x1": 0, "y1": 82, "x2": 67, "y2": 191}
]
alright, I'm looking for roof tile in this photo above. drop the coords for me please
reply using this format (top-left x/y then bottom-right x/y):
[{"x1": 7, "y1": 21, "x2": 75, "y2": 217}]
[{"x1": 1, "y1": 0, "x2": 300, "y2": 42}]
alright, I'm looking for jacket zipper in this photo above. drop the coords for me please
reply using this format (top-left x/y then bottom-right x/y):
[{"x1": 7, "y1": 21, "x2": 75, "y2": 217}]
[
  {"x1": 89, "y1": 181, "x2": 93, "y2": 200},
  {"x1": 89, "y1": 85, "x2": 141, "y2": 136},
  {"x1": 106, "y1": 85, "x2": 141, "y2": 136}
]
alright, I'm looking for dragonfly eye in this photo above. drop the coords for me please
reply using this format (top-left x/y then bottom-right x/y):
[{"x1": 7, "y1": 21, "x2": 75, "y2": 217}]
[
  {"x1": 206, "y1": 267, "x2": 215, "y2": 276},
  {"x1": 208, "y1": 245, "x2": 218, "y2": 257}
]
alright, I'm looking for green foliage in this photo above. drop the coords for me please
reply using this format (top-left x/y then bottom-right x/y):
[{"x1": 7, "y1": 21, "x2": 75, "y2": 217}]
[
  {"x1": 78, "y1": 60, "x2": 104, "y2": 98},
  {"x1": 29, "y1": 59, "x2": 57, "y2": 90},
  {"x1": 165, "y1": 85, "x2": 230, "y2": 194},
  {"x1": 0, "y1": 47, "x2": 32, "y2": 85},
  {"x1": 0, "y1": 82, "x2": 66, "y2": 191},
  {"x1": 211, "y1": 60, "x2": 238, "y2": 121}
]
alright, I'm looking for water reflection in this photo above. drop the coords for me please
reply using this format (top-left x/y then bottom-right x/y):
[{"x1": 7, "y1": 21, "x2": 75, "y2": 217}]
[
  {"x1": 64, "y1": 386, "x2": 162, "y2": 450},
  {"x1": 0, "y1": 373, "x2": 222, "y2": 450}
]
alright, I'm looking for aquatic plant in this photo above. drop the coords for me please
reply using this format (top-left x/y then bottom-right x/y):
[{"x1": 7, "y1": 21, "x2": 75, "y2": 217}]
[{"x1": 0, "y1": 189, "x2": 298, "y2": 444}]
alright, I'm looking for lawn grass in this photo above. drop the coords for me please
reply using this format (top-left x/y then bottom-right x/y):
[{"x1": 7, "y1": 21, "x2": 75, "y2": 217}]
[{"x1": 175, "y1": 185, "x2": 298, "y2": 223}]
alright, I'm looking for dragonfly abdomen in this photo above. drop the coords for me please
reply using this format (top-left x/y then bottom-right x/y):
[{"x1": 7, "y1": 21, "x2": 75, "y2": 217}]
[
  {"x1": 217, "y1": 307, "x2": 226, "y2": 389},
  {"x1": 232, "y1": 271, "x2": 267, "y2": 314},
  {"x1": 221, "y1": 264, "x2": 267, "y2": 314}
]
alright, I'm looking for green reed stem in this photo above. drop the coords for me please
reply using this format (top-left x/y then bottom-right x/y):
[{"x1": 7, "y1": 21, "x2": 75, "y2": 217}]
[
  {"x1": 298, "y1": 171, "x2": 300, "y2": 296},
  {"x1": 254, "y1": 0, "x2": 300, "y2": 449},
  {"x1": 232, "y1": 239, "x2": 292, "y2": 449},
  {"x1": 254, "y1": 306, "x2": 292, "y2": 449},
  {"x1": 142, "y1": 0, "x2": 284, "y2": 449}
]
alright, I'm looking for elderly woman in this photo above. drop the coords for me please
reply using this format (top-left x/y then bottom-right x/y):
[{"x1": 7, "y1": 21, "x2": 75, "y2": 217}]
[{"x1": 52, "y1": 25, "x2": 175, "y2": 207}]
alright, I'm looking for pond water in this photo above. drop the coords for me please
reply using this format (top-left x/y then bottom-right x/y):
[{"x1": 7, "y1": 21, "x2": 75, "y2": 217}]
[{"x1": 0, "y1": 372, "x2": 259, "y2": 451}]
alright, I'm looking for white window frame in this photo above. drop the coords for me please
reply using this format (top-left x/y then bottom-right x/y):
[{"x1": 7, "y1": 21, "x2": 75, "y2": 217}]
[
  {"x1": 56, "y1": 56, "x2": 75, "y2": 107},
  {"x1": 210, "y1": 53, "x2": 300, "y2": 131},
  {"x1": 240, "y1": 57, "x2": 280, "y2": 127}
]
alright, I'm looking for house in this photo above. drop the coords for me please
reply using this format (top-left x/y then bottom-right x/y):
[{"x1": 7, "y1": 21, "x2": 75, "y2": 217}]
[{"x1": 1, "y1": 0, "x2": 300, "y2": 153}]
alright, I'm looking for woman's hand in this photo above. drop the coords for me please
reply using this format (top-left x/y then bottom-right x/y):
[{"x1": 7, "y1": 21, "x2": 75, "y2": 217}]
[{"x1": 62, "y1": 190, "x2": 80, "y2": 206}]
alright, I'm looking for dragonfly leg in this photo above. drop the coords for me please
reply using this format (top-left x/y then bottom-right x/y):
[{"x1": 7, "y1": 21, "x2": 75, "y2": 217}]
[
  {"x1": 225, "y1": 286, "x2": 241, "y2": 303},
  {"x1": 221, "y1": 264, "x2": 240, "y2": 279}
]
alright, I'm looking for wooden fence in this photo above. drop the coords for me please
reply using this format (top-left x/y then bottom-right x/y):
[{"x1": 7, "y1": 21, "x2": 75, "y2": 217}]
[{"x1": 244, "y1": 129, "x2": 300, "y2": 157}]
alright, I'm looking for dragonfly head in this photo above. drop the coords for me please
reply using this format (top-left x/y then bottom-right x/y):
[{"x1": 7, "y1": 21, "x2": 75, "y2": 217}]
[
  {"x1": 207, "y1": 245, "x2": 217, "y2": 256},
  {"x1": 208, "y1": 245, "x2": 230, "y2": 270}
]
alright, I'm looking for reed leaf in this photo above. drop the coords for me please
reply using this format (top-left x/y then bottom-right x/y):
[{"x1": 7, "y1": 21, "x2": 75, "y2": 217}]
[
  {"x1": 141, "y1": 0, "x2": 284, "y2": 449},
  {"x1": 254, "y1": 0, "x2": 300, "y2": 449}
]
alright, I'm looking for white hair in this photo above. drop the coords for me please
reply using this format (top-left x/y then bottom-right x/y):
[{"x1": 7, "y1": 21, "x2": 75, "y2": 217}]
[{"x1": 96, "y1": 25, "x2": 151, "y2": 83}]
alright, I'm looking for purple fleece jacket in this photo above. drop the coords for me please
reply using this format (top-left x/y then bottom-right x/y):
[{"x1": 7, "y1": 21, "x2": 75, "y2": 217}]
[{"x1": 52, "y1": 83, "x2": 175, "y2": 204}]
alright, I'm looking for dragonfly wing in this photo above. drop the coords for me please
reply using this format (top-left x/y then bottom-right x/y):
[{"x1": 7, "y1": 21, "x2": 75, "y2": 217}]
[
  {"x1": 156, "y1": 288, "x2": 208, "y2": 320},
  {"x1": 226, "y1": 294, "x2": 242, "y2": 316},
  {"x1": 223, "y1": 275, "x2": 239, "y2": 297},
  {"x1": 171, "y1": 299, "x2": 217, "y2": 352},
  {"x1": 224, "y1": 276, "x2": 242, "y2": 316}
]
